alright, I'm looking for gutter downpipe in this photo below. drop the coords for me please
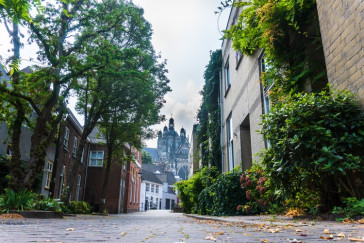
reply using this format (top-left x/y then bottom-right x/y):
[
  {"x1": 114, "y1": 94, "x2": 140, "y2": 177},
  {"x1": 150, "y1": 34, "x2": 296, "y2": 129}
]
[
  {"x1": 219, "y1": 70, "x2": 224, "y2": 173},
  {"x1": 82, "y1": 142, "x2": 90, "y2": 201}
]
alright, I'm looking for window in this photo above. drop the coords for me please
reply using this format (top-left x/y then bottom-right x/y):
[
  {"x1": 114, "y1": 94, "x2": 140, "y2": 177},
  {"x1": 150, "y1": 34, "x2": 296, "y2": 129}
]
[
  {"x1": 72, "y1": 136, "x2": 78, "y2": 157},
  {"x1": 133, "y1": 178, "x2": 136, "y2": 204},
  {"x1": 6, "y1": 143, "x2": 12, "y2": 157},
  {"x1": 44, "y1": 160, "x2": 54, "y2": 190},
  {"x1": 80, "y1": 148, "x2": 84, "y2": 164},
  {"x1": 63, "y1": 127, "x2": 70, "y2": 150},
  {"x1": 236, "y1": 51, "x2": 243, "y2": 68},
  {"x1": 75, "y1": 174, "x2": 81, "y2": 201},
  {"x1": 151, "y1": 184, "x2": 155, "y2": 193},
  {"x1": 146, "y1": 183, "x2": 150, "y2": 192},
  {"x1": 224, "y1": 58, "x2": 231, "y2": 92},
  {"x1": 156, "y1": 185, "x2": 159, "y2": 194},
  {"x1": 227, "y1": 114, "x2": 234, "y2": 170},
  {"x1": 260, "y1": 54, "x2": 273, "y2": 148},
  {"x1": 130, "y1": 180, "x2": 133, "y2": 203},
  {"x1": 89, "y1": 151, "x2": 104, "y2": 167},
  {"x1": 260, "y1": 55, "x2": 273, "y2": 114},
  {"x1": 58, "y1": 166, "x2": 65, "y2": 199}
]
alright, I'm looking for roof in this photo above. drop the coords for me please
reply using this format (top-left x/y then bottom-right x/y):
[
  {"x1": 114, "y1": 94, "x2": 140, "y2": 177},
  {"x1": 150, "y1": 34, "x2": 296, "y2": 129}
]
[
  {"x1": 143, "y1": 148, "x2": 158, "y2": 162},
  {"x1": 156, "y1": 171, "x2": 176, "y2": 186},
  {"x1": 141, "y1": 170, "x2": 163, "y2": 185},
  {"x1": 142, "y1": 163, "x2": 165, "y2": 174},
  {"x1": 89, "y1": 126, "x2": 105, "y2": 144}
]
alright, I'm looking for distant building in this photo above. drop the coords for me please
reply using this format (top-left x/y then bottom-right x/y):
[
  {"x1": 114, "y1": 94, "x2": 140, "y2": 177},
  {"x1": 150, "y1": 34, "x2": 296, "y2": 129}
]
[
  {"x1": 156, "y1": 118, "x2": 190, "y2": 180},
  {"x1": 140, "y1": 164, "x2": 177, "y2": 210}
]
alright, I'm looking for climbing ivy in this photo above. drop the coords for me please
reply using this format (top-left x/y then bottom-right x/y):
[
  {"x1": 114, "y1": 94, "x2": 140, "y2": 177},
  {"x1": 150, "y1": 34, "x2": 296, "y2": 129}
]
[
  {"x1": 224, "y1": 0, "x2": 328, "y2": 98},
  {"x1": 197, "y1": 50, "x2": 222, "y2": 170}
]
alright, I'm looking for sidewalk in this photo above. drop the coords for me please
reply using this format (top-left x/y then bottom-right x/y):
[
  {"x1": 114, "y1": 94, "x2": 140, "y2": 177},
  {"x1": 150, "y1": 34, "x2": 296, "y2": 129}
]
[{"x1": 185, "y1": 214, "x2": 364, "y2": 242}]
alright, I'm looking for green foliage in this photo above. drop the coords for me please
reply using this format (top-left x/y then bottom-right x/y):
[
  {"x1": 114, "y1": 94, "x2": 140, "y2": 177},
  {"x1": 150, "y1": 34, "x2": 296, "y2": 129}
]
[
  {"x1": 197, "y1": 49, "x2": 222, "y2": 170},
  {"x1": 0, "y1": 188, "x2": 34, "y2": 213},
  {"x1": 204, "y1": 169, "x2": 244, "y2": 216},
  {"x1": 176, "y1": 167, "x2": 244, "y2": 216},
  {"x1": 224, "y1": 0, "x2": 328, "y2": 97},
  {"x1": 33, "y1": 196, "x2": 62, "y2": 212},
  {"x1": 142, "y1": 151, "x2": 153, "y2": 164},
  {"x1": 260, "y1": 90, "x2": 364, "y2": 209},
  {"x1": 175, "y1": 167, "x2": 219, "y2": 214},
  {"x1": 333, "y1": 198, "x2": 364, "y2": 218},
  {"x1": 66, "y1": 201, "x2": 92, "y2": 214}
]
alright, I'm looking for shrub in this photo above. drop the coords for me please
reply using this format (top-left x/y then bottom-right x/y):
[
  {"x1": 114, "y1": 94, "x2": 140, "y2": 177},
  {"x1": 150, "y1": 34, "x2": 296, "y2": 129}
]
[
  {"x1": 333, "y1": 197, "x2": 364, "y2": 219},
  {"x1": 237, "y1": 165, "x2": 274, "y2": 215},
  {"x1": 261, "y1": 90, "x2": 364, "y2": 211},
  {"x1": 175, "y1": 167, "x2": 219, "y2": 214},
  {"x1": 206, "y1": 169, "x2": 245, "y2": 216},
  {"x1": 0, "y1": 155, "x2": 10, "y2": 194},
  {"x1": 66, "y1": 201, "x2": 91, "y2": 214},
  {"x1": 33, "y1": 197, "x2": 62, "y2": 212},
  {"x1": 0, "y1": 188, "x2": 35, "y2": 213}
]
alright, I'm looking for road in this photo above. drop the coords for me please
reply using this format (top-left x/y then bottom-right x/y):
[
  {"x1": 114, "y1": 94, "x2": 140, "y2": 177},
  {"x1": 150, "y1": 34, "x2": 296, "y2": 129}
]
[{"x1": 0, "y1": 210, "x2": 363, "y2": 242}]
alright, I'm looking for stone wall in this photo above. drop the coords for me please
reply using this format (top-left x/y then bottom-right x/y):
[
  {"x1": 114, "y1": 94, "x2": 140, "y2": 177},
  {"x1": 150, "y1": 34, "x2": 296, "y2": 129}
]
[{"x1": 316, "y1": 0, "x2": 364, "y2": 106}]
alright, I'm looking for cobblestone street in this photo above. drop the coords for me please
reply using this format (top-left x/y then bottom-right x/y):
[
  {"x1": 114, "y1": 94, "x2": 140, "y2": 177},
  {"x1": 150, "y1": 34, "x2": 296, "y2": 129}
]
[{"x1": 0, "y1": 210, "x2": 363, "y2": 243}]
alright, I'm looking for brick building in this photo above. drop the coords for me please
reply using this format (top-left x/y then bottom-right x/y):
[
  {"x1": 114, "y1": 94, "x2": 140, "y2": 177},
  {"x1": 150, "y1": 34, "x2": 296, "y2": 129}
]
[
  {"x1": 316, "y1": 0, "x2": 364, "y2": 107},
  {"x1": 52, "y1": 112, "x2": 88, "y2": 201}
]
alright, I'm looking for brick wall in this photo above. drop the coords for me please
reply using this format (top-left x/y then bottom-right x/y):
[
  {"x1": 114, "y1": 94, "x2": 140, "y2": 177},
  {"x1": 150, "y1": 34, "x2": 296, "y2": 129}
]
[{"x1": 317, "y1": 0, "x2": 364, "y2": 106}]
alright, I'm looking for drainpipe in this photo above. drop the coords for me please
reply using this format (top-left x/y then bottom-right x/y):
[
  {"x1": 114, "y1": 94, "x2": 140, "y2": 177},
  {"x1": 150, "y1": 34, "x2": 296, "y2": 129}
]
[
  {"x1": 219, "y1": 70, "x2": 224, "y2": 173},
  {"x1": 82, "y1": 142, "x2": 90, "y2": 201}
]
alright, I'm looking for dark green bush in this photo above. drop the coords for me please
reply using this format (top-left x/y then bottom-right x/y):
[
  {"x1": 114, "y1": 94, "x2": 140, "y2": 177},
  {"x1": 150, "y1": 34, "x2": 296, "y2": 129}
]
[
  {"x1": 175, "y1": 167, "x2": 219, "y2": 214},
  {"x1": 205, "y1": 169, "x2": 244, "y2": 216},
  {"x1": 261, "y1": 90, "x2": 364, "y2": 211},
  {"x1": 0, "y1": 155, "x2": 10, "y2": 194},
  {"x1": 176, "y1": 167, "x2": 245, "y2": 216},
  {"x1": 66, "y1": 201, "x2": 91, "y2": 214}
]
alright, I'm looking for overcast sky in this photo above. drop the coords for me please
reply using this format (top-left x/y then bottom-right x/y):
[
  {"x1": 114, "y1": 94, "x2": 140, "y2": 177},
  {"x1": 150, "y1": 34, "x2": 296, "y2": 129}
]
[
  {"x1": 0, "y1": 1, "x2": 230, "y2": 148},
  {"x1": 132, "y1": 0, "x2": 230, "y2": 148}
]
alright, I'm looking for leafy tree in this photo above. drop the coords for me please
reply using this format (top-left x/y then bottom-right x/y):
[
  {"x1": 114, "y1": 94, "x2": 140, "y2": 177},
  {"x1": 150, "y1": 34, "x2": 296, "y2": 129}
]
[
  {"x1": 62, "y1": 1, "x2": 170, "y2": 204},
  {"x1": 197, "y1": 49, "x2": 222, "y2": 170},
  {"x1": 142, "y1": 151, "x2": 153, "y2": 164}
]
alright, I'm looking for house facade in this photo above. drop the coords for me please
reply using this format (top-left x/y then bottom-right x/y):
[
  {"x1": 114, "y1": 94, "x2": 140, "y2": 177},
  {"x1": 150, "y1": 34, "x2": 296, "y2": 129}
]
[
  {"x1": 316, "y1": 0, "x2": 364, "y2": 108},
  {"x1": 220, "y1": 6, "x2": 266, "y2": 172}
]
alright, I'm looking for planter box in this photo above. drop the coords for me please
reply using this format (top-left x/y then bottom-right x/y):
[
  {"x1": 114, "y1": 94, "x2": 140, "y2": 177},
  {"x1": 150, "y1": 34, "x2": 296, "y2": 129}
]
[{"x1": 9, "y1": 210, "x2": 63, "y2": 219}]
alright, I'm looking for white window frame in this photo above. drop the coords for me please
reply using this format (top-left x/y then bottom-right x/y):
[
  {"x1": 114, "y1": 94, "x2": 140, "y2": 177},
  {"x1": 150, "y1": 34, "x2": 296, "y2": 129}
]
[
  {"x1": 151, "y1": 184, "x2": 155, "y2": 193},
  {"x1": 63, "y1": 127, "x2": 70, "y2": 150},
  {"x1": 44, "y1": 160, "x2": 54, "y2": 190},
  {"x1": 80, "y1": 148, "x2": 84, "y2": 164},
  {"x1": 89, "y1": 151, "x2": 104, "y2": 167},
  {"x1": 72, "y1": 136, "x2": 78, "y2": 157},
  {"x1": 227, "y1": 114, "x2": 234, "y2": 170},
  {"x1": 146, "y1": 183, "x2": 150, "y2": 192},
  {"x1": 156, "y1": 185, "x2": 159, "y2": 194},
  {"x1": 75, "y1": 174, "x2": 81, "y2": 201}
]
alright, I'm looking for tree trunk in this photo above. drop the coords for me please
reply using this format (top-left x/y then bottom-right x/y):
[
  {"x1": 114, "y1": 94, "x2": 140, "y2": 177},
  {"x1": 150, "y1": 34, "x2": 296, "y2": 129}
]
[{"x1": 8, "y1": 22, "x2": 26, "y2": 191}]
